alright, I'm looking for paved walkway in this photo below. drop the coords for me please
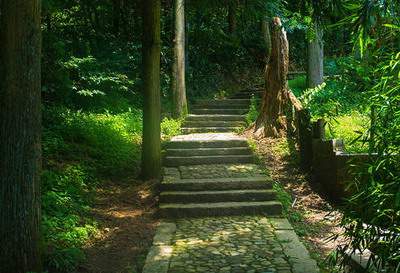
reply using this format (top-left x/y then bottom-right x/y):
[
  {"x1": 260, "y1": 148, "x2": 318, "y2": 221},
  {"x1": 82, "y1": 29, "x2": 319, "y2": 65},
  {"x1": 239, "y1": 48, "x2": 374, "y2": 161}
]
[{"x1": 142, "y1": 89, "x2": 320, "y2": 273}]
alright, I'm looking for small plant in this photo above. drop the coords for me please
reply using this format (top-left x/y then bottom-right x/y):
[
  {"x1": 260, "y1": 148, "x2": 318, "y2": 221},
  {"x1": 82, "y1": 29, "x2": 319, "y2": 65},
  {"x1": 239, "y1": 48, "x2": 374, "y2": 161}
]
[
  {"x1": 246, "y1": 95, "x2": 259, "y2": 125},
  {"x1": 161, "y1": 117, "x2": 182, "y2": 139}
]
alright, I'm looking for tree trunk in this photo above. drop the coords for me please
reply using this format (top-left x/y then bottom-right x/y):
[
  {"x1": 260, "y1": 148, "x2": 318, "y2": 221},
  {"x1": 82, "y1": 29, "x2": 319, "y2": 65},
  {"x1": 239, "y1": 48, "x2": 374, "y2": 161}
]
[
  {"x1": 172, "y1": 0, "x2": 188, "y2": 118},
  {"x1": 307, "y1": 23, "x2": 324, "y2": 88},
  {"x1": 0, "y1": 1, "x2": 42, "y2": 272},
  {"x1": 141, "y1": 0, "x2": 162, "y2": 180},
  {"x1": 261, "y1": 17, "x2": 272, "y2": 64},
  {"x1": 185, "y1": 9, "x2": 190, "y2": 78},
  {"x1": 228, "y1": 1, "x2": 237, "y2": 34},
  {"x1": 254, "y1": 17, "x2": 289, "y2": 138}
]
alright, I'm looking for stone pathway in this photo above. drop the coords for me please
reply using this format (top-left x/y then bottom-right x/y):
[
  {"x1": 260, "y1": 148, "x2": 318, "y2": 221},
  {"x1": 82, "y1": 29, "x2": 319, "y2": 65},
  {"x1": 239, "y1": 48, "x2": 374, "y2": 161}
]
[
  {"x1": 169, "y1": 217, "x2": 292, "y2": 273},
  {"x1": 142, "y1": 89, "x2": 320, "y2": 273}
]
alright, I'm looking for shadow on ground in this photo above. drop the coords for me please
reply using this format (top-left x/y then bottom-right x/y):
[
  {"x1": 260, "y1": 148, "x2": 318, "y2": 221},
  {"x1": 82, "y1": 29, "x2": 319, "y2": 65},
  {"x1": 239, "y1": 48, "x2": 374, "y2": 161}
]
[{"x1": 77, "y1": 179, "x2": 159, "y2": 273}]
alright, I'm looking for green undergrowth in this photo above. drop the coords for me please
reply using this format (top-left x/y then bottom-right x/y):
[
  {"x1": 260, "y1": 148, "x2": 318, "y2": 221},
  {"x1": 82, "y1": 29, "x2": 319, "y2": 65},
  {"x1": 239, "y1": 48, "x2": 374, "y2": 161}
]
[
  {"x1": 289, "y1": 63, "x2": 369, "y2": 153},
  {"x1": 246, "y1": 95, "x2": 260, "y2": 126},
  {"x1": 42, "y1": 106, "x2": 181, "y2": 272},
  {"x1": 325, "y1": 113, "x2": 369, "y2": 153},
  {"x1": 288, "y1": 75, "x2": 306, "y2": 97}
]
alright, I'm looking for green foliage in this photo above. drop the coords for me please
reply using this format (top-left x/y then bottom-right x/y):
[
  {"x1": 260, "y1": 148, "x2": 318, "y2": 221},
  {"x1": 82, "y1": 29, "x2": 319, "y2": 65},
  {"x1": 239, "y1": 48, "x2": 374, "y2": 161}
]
[
  {"x1": 245, "y1": 96, "x2": 260, "y2": 125},
  {"x1": 288, "y1": 75, "x2": 306, "y2": 97},
  {"x1": 161, "y1": 117, "x2": 182, "y2": 140},
  {"x1": 334, "y1": 52, "x2": 400, "y2": 271},
  {"x1": 325, "y1": 113, "x2": 369, "y2": 153},
  {"x1": 41, "y1": 106, "x2": 144, "y2": 271},
  {"x1": 290, "y1": 61, "x2": 370, "y2": 153},
  {"x1": 41, "y1": 166, "x2": 97, "y2": 272},
  {"x1": 44, "y1": 54, "x2": 140, "y2": 113},
  {"x1": 43, "y1": 107, "x2": 142, "y2": 177}
]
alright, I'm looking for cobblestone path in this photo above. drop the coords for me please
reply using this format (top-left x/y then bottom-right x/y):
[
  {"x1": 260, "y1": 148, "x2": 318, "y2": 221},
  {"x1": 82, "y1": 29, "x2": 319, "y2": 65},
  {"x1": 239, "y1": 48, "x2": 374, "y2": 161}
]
[
  {"x1": 169, "y1": 217, "x2": 292, "y2": 273},
  {"x1": 143, "y1": 89, "x2": 320, "y2": 273}
]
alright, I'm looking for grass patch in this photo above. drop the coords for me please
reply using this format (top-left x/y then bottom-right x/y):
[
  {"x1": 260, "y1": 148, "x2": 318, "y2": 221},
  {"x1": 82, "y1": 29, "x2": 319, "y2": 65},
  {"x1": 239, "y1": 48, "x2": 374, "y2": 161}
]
[
  {"x1": 288, "y1": 75, "x2": 306, "y2": 97},
  {"x1": 325, "y1": 112, "x2": 369, "y2": 153}
]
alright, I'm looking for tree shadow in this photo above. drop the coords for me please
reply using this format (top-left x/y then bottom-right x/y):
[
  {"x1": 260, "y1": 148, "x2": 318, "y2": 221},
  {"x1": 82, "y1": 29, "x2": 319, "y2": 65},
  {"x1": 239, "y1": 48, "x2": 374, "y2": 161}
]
[{"x1": 76, "y1": 179, "x2": 159, "y2": 273}]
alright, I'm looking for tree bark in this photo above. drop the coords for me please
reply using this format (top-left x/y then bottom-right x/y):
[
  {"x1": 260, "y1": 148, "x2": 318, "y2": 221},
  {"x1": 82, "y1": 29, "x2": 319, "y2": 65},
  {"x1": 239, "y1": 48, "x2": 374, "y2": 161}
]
[
  {"x1": 141, "y1": 0, "x2": 162, "y2": 180},
  {"x1": 254, "y1": 17, "x2": 289, "y2": 138},
  {"x1": 261, "y1": 17, "x2": 272, "y2": 64},
  {"x1": 172, "y1": 0, "x2": 188, "y2": 118},
  {"x1": 0, "y1": 0, "x2": 42, "y2": 272},
  {"x1": 307, "y1": 23, "x2": 324, "y2": 88}
]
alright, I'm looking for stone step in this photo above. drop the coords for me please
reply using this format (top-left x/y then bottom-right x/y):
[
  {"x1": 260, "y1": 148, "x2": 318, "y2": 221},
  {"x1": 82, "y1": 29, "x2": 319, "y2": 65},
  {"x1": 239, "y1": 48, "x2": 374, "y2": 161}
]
[
  {"x1": 183, "y1": 120, "x2": 246, "y2": 128},
  {"x1": 160, "y1": 177, "x2": 273, "y2": 191},
  {"x1": 167, "y1": 139, "x2": 248, "y2": 149},
  {"x1": 160, "y1": 201, "x2": 282, "y2": 218},
  {"x1": 167, "y1": 134, "x2": 249, "y2": 149},
  {"x1": 160, "y1": 189, "x2": 276, "y2": 203},
  {"x1": 186, "y1": 114, "x2": 246, "y2": 122},
  {"x1": 191, "y1": 109, "x2": 248, "y2": 115},
  {"x1": 192, "y1": 104, "x2": 250, "y2": 110},
  {"x1": 166, "y1": 147, "x2": 252, "y2": 157},
  {"x1": 231, "y1": 92, "x2": 264, "y2": 99},
  {"x1": 164, "y1": 155, "x2": 254, "y2": 166},
  {"x1": 196, "y1": 99, "x2": 250, "y2": 106},
  {"x1": 181, "y1": 127, "x2": 241, "y2": 134}
]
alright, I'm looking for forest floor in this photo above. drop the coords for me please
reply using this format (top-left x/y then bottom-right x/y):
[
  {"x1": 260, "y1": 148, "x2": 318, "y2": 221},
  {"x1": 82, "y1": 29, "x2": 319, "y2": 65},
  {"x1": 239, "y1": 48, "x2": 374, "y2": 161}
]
[
  {"x1": 244, "y1": 131, "x2": 346, "y2": 272},
  {"x1": 77, "y1": 178, "x2": 159, "y2": 273}
]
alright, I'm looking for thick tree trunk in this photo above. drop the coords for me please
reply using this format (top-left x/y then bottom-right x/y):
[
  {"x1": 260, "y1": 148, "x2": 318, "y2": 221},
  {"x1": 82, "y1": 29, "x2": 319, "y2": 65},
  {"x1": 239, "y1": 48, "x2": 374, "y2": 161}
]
[
  {"x1": 172, "y1": 0, "x2": 188, "y2": 118},
  {"x1": 254, "y1": 17, "x2": 289, "y2": 138},
  {"x1": 0, "y1": 0, "x2": 42, "y2": 272},
  {"x1": 261, "y1": 17, "x2": 272, "y2": 64},
  {"x1": 141, "y1": 0, "x2": 162, "y2": 180},
  {"x1": 185, "y1": 11, "x2": 190, "y2": 78},
  {"x1": 228, "y1": 1, "x2": 237, "y2": 34},
  {"x1": 307, "y1": 23, "x2": 324, "y2": 88}
]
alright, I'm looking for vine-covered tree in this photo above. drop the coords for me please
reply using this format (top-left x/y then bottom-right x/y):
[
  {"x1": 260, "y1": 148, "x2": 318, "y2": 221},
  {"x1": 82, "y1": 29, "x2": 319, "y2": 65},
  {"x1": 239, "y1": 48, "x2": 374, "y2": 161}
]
[
  {"x1": 141, "y1": 0, "x2": 162, "y2": 179},
  {"x1": 0, "y1": 0, "x2": 42, "y2": 272}
]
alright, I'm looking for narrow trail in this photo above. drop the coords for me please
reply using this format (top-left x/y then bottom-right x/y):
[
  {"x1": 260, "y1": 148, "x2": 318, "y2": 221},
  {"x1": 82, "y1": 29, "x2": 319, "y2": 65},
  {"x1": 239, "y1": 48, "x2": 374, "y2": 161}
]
[{"x1": 143, "y1": 88, "x2": 320, "y2": 273}]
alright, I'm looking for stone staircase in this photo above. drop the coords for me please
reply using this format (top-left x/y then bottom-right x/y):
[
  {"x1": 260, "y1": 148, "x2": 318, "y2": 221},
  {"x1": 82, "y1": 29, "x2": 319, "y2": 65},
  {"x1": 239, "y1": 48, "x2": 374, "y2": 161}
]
[
  {"x1": 182, "y1": 88, "x2": 263, "y2": 134},
  {"x1": 160, "y1": 87, "x2": 282, "y2": 218}
]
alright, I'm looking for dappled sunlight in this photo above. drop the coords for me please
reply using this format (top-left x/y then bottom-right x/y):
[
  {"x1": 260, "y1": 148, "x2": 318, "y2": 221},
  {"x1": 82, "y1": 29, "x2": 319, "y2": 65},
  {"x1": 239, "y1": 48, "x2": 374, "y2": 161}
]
[
  {"x1": 168, "y1": 217, "x2": 292, "y2": 272},
  {"x1": 78, "y1": 179, "x2": 158, "y2": 273}
]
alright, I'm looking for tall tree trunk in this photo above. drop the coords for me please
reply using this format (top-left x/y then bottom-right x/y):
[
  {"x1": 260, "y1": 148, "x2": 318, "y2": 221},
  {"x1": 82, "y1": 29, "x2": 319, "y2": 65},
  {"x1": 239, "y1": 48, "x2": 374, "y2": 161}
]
[
  {"x1": 261, "y1": 17, "x2": 272, "y2": 64},
  {"x1": 228, "y1": 0, "x2": 237, "y2": 34},
  {"x1": 0, "y1": 0, "x2": 42, "y2": 272},
  {"x1": 172, "y1": 0, "x2": 188, "y2": 118},
  {"x1": 307, "y1": 23, "x2": 324, "y2": 88},
  {"x1": 141, "y1": 0, "x2": 162, "y2": 179},
  {"x1": 254, "y1": 17, "x2": 289, "y2": 138},
  {"x1": 185, "y1": 9, "x2": 190, "y2": 79}
]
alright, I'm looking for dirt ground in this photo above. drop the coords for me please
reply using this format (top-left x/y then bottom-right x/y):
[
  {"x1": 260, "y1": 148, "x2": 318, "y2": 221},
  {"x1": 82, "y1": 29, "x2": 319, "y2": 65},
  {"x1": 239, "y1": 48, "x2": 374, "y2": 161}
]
[
  {"x1": 77, "y1": 178, "x2": 159, "y2": 273},
  {"x1": 244, "y1": 131, "x2": 346, "y2": 272}
]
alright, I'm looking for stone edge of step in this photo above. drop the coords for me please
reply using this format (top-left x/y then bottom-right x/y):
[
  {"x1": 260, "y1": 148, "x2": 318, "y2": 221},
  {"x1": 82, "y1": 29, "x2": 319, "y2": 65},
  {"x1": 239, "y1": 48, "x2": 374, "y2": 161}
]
[
  {"x1": 159, "y1": 189, "x2": 276, "y2": 203},
  {"x1": 160, "y1": 176, "x2": 273, "y2": 191}
]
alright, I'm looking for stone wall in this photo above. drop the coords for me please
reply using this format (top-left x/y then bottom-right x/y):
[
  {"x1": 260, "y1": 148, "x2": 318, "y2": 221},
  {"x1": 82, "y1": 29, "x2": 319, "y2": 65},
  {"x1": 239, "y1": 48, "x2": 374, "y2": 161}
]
[{"x1": 310, "y1": 137, "x2": 373, "y2": 200}]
